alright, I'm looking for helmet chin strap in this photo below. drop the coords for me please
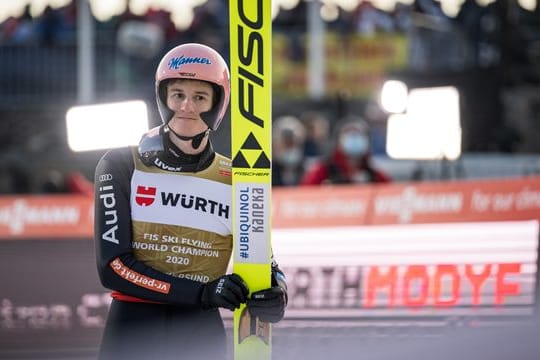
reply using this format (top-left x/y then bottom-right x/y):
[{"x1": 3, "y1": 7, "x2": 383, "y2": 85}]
[{"x1": 166, "y1": 125, "x2": 210, "y2": 150}]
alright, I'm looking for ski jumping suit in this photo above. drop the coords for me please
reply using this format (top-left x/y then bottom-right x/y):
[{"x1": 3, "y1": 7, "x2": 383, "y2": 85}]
[{"x1": 94, "y1": 140, "x2": 282, "y2": 360}]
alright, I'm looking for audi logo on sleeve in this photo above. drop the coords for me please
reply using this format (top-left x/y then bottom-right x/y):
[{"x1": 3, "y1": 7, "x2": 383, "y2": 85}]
[{"x1": 99, "y1": 173, "x2": 113, "y2": 182}]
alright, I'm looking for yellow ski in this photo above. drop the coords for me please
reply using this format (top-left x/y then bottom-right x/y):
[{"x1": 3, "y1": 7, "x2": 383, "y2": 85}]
[{"x1": 229, "y1": 0, "x2": 273, "y2": 359}]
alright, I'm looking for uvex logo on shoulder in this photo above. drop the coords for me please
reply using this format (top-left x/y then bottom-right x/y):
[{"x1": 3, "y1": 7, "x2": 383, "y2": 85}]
[
  {"x1": 136, "y1": 186, "x2": 157, "y2": 206},
  {"x1": 168, "y1": 55, "x2": 211, "y2": 70}
]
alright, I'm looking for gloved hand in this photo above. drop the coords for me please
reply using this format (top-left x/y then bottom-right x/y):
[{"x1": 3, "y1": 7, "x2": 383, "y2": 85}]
[
  {"x1": 247, "y1": 286, "x2": 287, "y2": 323},
  {"x1": 201, "y1": 274, "x2": 249, "y2": 311}
]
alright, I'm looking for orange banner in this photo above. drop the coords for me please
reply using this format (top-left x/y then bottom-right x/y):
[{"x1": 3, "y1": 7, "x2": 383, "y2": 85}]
[
  {"x1": 0, "y1": 195, "x2": 93, "y2": 239},
  {"x1": 369, "y1": 177, "x2": 540, "y2": 225},
  {"x1": 272, "y1": 185, "x2": 372, "y2": 228},
  {"x1": 2, "y1": 176, "x2": 540, "y2": 239},
  {"x1": 273, "y1": 176, "x2": 540, "y2": 227}
]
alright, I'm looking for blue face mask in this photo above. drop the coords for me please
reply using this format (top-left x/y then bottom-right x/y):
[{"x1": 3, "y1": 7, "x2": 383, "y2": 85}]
[{"x1": 340, "y1": 134, "x2": 369, "y2": 157}]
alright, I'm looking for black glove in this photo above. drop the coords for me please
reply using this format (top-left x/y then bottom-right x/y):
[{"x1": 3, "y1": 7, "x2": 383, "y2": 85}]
[
  {"x1": 247, "y1": 286, "x2": 287, "y2": 323},
  {"x1": 201, "y1": 274, "x2": 249, "y2": 311}
]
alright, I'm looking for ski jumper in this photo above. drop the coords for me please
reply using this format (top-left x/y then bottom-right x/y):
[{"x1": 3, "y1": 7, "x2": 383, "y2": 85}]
[{"x1": 94, "y1": 142, "x2": 269, "y2": 359}]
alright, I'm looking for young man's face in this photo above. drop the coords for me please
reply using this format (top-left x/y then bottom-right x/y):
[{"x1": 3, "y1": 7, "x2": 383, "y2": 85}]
[{"x1": 166, "y1": 79, "x2": 214, "y2": 137}]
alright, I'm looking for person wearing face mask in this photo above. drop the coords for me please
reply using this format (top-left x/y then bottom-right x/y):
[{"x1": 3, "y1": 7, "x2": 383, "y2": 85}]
[
  {"x1": 300, "y1": 116, "x2": 391, "y2": 185},
  {"x1": 272, "y1": 115, "x2": 307, "y2": 186},
  {"x1": 93, "y1": 43, "x2": 287, "y2": 360}
]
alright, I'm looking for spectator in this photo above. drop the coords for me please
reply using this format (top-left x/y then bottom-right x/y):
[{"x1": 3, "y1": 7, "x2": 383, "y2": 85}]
[
  {"x1": 351, "y1": 0, "x2": 395, "y2": 36},
  {"x1": 272, "y1": 115, "x2": 307, "y2": 186},
  {"x1": 301, "y1": 116, "x2": 391, "y2": 185},
  {"x1": 0, "y1": 162, "x2": 31, "y2": 194},
  {"x1": 40, "y1": 170, "x2": 94, "y2": 196},
  {"x1": 300, "y1": 110, "x2": 330, "y2": 165},
  {"x1": 65, "y1": 171, "x2": 94, "y2": 196},
  {"x1": 0, "y1": 16, "x2": 21, "y2": 44},
  {"x1": 363, "y1": 99, "x2": 389, "y2": 155},
  {"x1": 11, "y1": 5, "x2": 35, "y2": 45},
  {"x1": 144, "y1": 7, "x2": 176, "y2": 43},
  {"x1": 36, "y1": 5, "x2": 62, "y2": 46},
  {"x1": 40, "y1": 169, "x2": 68, "y2": 193},
  {"x1": 392, "y1": 2, "x2": 414, "y2": 33}
]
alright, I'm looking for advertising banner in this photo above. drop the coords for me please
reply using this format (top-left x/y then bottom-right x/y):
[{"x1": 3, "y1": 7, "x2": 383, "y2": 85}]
[
  {"x1": 1, "y1": 177, "x2": 540, "y2": 356},
  {"x1": 272, "y1": 32, "x2": 409, "y2": 99},
  {"x1": 0, "y1": 195, "x2": 93, "y2": 239},
  {"x1": 0, "y1": 239, "x2": 109, "y2": 356},
  {"x1": 3, "y1": 176, "x2": 540, "y2": 239},
  {"x1": 369, "y1": 177, "x2": 540, "y2": 225},
  {"x1": 271, "y1": 177, "x2": 540, "y2": 227},
  {"x1": 272, "y1": 221, "x2": 538, "y2": 319}
]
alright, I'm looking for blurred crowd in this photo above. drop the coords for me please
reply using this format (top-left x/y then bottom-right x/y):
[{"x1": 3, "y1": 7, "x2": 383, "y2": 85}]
[
  {"x1": 0, "y1": 165, "x2": 94, "y2": 195},
  {"x1": 0, "y1": 0, "x2": 539, "y2": 194},
  {"x1": 0, "y1": 3, "x2": 75, "y2": 46},
  {"x1": 0, "y1": 108, "x2": 390, "y2": 194},
  {"x1": 1, "y1": 0, "x2": 538, "y2": 107},
  {"x1": 2, "y1": 0, "x2": 537, "y2": 63},
  {"x1": 0, "y1": 0, "x2": 231, "y2": 52},
  {"x1": 272, "y1": 111, "x2": 391, "y2": 186}
]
